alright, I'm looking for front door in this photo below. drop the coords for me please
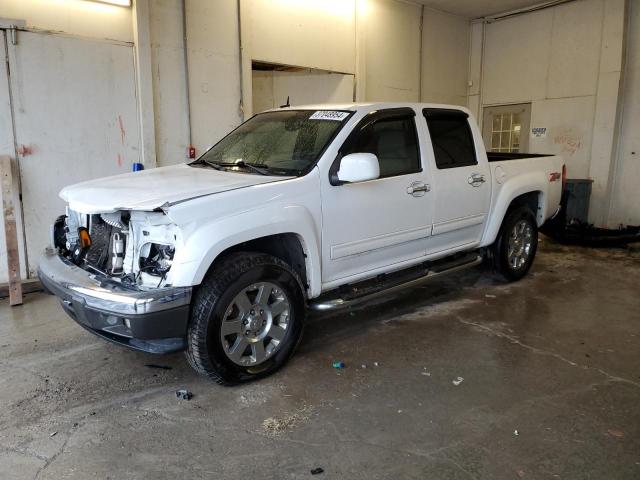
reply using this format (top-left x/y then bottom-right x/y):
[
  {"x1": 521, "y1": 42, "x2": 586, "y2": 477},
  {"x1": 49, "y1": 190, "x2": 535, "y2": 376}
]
[
  {"x1": 423, "y1": 108, "x2": 491, "y2": 255},
  {"x1": 321, "y1": 108, "x2": 434, "y2": 285}
]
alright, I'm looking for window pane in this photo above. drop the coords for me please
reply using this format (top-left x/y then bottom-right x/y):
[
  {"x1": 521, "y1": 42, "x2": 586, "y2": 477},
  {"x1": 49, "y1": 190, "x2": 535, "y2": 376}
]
[
  {"x1": 492, "y1": 115, "x2": 501, "y2": 131},
  {"x1": 491, "y1": 133, "x2": 501, "y2": 150},
  {"x1": 500, "y1": 131, "x2": 511, "y2": 149},
  {"x1": 512, "y1": 131, "x2": 520, "y2": 152},
  {"x1": 424, "y1": 110, "x2": 477, "y2": 169},
  {"x1": 343, "y1": 116, "x2": 420, "y2": 177}
]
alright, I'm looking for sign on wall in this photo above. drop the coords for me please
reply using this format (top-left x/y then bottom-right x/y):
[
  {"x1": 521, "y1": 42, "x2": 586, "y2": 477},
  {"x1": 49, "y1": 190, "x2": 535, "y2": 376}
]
[{"x1": 531, "y1": 127, "x2": 547, "y2": 138}]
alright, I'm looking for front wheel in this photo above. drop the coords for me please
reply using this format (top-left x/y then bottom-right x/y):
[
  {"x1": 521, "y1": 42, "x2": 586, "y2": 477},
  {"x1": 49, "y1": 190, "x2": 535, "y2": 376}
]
[
  {"x1": 186, "y1": 252, "x2": 305, "y2": 385},
  {"x1": 490, "y1": 206, "x2": 538, "y2": 281}
]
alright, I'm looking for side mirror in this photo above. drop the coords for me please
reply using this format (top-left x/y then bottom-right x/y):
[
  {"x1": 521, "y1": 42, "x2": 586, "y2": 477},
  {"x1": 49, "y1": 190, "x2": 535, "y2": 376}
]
[{"x1": 337, "y1": 153, "x2": 380, "y2": 184}]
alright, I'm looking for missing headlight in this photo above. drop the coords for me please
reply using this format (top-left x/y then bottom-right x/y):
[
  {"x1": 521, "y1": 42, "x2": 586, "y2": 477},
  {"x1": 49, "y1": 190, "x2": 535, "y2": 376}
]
[{"x1": 139, "y1": 243, "x2": 175, "y2": 277}]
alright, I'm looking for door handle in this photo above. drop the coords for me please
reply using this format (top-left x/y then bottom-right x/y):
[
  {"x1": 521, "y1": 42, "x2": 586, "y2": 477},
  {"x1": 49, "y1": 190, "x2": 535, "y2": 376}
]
[
  {"x1": 468, "y1": 173, "x2": 485, "y2": 186},
  {"x1": 407, "y1": 182, "x2": 430, "y2": 197}
]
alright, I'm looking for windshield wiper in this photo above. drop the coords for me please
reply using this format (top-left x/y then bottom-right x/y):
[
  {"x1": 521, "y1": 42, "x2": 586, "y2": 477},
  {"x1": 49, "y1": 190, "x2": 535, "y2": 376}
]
[
  {"x1": 219, "y1": 160, "x2": 270, "y2": 176},
  {"x1": 194, "y1": 158, "x2": 225, "y2": 170}
]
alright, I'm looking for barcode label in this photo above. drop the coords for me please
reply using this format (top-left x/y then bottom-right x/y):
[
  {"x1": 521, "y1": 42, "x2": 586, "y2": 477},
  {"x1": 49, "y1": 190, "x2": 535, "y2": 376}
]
[{"x1": 309, "y1": 111, "x2": 350, "y2": 121}]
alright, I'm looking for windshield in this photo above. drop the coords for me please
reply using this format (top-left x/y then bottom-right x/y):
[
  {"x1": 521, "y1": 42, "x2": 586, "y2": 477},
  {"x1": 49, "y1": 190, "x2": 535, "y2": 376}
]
[{"x1": 195, "y1": 110, "x2": 352, "y2": 175}]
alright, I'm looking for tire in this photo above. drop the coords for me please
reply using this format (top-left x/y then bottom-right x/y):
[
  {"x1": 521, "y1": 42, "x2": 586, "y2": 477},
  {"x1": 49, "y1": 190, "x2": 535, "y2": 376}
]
[
  {"x1": 186, "y1": 252, "x2": 306, "y2": 385},
  {"x1": 491, "y1": 206, "x2": 538, "y2": 282}
]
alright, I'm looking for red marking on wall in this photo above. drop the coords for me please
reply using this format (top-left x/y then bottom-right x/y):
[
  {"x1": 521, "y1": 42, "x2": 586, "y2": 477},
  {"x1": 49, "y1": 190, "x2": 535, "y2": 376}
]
[
  {"x1": 17, "y1": 144, "x2": 34, "y2": 157},
  {"x1": 117, "y1": 153, "x2": 123, "y2": 168},
  {"x1": 553, "y1": 129, "x2": 582, "y2": 157},
  {"x1": 118, "y1": 115, "x2": 126, "y2": 145}
]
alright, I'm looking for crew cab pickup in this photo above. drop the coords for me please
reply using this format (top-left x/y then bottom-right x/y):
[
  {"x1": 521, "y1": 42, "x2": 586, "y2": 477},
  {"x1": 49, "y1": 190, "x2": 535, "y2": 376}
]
[{"x1": 38, "y1": 103, "x2": 564, "y2": 384}]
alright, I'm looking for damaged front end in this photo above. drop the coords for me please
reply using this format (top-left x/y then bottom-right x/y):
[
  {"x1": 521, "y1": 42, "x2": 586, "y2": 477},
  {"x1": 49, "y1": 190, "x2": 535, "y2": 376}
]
[
  {"x1": 39, "y1": 208, "x2": 191, "y2": 354},
  {"x1": 53, "y1": 208, "x2": 181, "y2": 289}
]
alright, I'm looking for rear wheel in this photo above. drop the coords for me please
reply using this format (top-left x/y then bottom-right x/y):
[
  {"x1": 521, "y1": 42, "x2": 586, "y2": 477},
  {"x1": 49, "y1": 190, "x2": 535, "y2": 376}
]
[
  {"x1": 186, "y1": 252, "x2": 305, "y2": 385},
  {"x1": 491, "y1": 206, "x2": 538, "y2": 281}
]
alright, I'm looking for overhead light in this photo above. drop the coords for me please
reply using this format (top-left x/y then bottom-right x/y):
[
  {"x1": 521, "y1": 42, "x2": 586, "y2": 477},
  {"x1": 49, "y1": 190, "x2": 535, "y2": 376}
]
[{"x1": 85, "y1": 0, "x2": 132, "y2": 6}]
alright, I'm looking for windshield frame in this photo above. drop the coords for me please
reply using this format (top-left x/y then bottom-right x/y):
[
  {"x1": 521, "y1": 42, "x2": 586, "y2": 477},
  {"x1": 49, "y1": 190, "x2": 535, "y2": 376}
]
[{"x1": 189, "y1": 109, "x2": 356, "y2": 177}]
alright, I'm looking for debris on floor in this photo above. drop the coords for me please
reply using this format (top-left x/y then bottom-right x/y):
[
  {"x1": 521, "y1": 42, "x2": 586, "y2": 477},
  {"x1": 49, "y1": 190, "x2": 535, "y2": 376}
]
[
  {"x1": 145, "y1": 364, "x2": 173, "y2": 370},
  {"x1": 332, "y1": 361, "x2": 345, "y2": 369},
  {"x1": 361, "y1": 364, "x2": 367, "y2": 369},
  {"x1": 373, "y1": 362, "x2": 379, "y2": 367},
  {"x1": 485, "y1": 294, "x2": 497, "y2": 298},
  {"x1": 262, "y1": 406, "x2": 312, "y2": 437},
  {"x1": 175, "y1": 389, "x2": 193, "y2": 400},
  {"x1": 607, "y1": 429, "x2": 624, "y2": 438},
  {"x1": 310, "y1": 467, "x2": 324, "y2": 475},
  {"x1": 49, "y1": 431, "x2": 58, "y2": 437},
  {"x1": 514, "y1": 429, "x2": 520, "y2": 436},
  {"x1": 452, "y1": 377, "x2": 464, "y2": 386}
]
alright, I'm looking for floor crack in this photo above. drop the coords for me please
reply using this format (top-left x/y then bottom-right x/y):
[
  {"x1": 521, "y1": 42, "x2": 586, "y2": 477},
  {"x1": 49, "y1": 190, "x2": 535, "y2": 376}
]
[{"x1": 457, "y1": 317, "x2": 640, "y2": 389}]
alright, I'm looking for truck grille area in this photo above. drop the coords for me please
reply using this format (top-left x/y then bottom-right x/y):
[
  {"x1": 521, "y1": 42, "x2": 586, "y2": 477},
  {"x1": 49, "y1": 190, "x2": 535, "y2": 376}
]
[{"x1": 55, "y1": 209, "x2": 127, "y2": 276}]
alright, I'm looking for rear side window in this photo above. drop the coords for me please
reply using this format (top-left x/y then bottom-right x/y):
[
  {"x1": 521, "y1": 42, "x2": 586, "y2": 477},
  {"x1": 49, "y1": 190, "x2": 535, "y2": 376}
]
[
  {"x1": 342, "y1": 115, "x2": 420, "y2": 178},
  {"x1": 424, "y1": 109, "x2": 477, "y2": 169}
]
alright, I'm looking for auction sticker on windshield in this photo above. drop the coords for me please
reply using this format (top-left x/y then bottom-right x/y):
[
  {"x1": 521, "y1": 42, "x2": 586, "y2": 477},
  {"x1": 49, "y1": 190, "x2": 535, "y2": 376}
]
[{"x1": 309, "y1": 111, "x2": 350, "y2": 121}]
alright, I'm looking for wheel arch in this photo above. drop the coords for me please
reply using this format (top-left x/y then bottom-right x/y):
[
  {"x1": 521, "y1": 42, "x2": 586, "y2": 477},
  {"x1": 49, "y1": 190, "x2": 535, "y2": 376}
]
[
  {"x1": 207, "y1": 233, "x2": 310, "y2": 295},
  {"x1": 482, "y1": 178, "x2": 547, "y2": 246}
]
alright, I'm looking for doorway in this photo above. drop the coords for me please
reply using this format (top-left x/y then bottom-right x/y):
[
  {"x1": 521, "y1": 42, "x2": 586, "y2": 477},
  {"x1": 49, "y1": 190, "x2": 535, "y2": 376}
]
[
  {"x1": 252, "y1": 62, "x2": 354, "y2": 114},
  {"x1": 0, "y1": 28, "x2": 141, "y2": 278}
]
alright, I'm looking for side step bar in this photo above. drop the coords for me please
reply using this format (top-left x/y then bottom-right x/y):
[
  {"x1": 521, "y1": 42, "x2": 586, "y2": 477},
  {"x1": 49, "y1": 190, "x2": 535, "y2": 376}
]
[{"x1": 309, "y1": 253, "x2": 483, "y2": 311}]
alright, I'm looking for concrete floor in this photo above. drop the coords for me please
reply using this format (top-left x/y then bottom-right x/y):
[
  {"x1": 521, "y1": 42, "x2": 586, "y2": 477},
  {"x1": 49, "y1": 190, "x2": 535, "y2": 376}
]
[{"x1": 1, "y1": 238, "x2": 639, "y2": 479}]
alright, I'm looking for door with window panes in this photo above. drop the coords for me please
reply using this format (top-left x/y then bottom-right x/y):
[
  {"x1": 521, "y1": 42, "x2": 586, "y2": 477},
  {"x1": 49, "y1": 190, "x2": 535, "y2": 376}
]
[{"x1": 482, "y1": 104, "x2": 531, "y2": 153}]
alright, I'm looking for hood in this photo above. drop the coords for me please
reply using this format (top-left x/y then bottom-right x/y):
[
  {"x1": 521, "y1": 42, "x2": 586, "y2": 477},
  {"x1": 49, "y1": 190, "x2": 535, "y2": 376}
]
[{"x1": 60, "y1": 163, "x2": 290, "y2": 214}]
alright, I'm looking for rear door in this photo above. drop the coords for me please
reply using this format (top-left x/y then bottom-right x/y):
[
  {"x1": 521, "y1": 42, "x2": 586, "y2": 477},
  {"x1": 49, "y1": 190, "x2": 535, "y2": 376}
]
[{"x1": 423, "y1": 108, "x2": 491, "y2": 255}]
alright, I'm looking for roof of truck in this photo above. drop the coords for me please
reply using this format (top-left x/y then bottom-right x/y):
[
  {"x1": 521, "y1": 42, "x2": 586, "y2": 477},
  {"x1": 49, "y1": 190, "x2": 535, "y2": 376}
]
[{"x1": 266, "y1": 102, "x2": 471, "y2": 115}]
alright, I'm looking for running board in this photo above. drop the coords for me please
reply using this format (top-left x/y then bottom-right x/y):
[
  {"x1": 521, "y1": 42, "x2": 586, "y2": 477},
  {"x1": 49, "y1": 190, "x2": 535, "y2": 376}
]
[{"x1": 309, "y1": 252, "x2": 483, "y2": 311}]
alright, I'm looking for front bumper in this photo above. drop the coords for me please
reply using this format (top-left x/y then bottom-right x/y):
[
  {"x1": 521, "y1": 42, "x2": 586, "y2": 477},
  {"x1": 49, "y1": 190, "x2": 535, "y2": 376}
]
[{"x1": 38, "y1": 248, "x2": 192, "y2": 354}]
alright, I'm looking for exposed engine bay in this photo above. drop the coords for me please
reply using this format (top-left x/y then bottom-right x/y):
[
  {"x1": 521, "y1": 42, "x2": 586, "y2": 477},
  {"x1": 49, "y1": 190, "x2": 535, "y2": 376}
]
[{"x1": 53, "y1": 208, "x2": 180, "y2": 289}]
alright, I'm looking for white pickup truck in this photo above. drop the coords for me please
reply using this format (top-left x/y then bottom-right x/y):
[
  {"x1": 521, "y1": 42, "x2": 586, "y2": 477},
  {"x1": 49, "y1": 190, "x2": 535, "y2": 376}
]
[{"x1": 39, "y1": 103, "x2": 564, "y2": 384}]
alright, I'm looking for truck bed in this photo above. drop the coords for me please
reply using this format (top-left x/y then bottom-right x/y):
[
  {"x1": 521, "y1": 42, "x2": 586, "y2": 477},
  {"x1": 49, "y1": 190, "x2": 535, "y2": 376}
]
[{"x1": 487, "y1": 152, "x2": 554, "y2": 162}]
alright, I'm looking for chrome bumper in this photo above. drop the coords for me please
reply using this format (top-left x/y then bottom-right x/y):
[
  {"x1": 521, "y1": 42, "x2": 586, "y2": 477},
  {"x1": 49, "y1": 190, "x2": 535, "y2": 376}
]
[{"x1": 38, "y1": 248, "x2": 191, "y2": 316}]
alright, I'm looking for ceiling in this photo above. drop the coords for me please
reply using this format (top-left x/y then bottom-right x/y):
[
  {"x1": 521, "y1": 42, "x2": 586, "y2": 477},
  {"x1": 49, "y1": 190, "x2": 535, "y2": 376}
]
[{"x1": 414, "y1": 0, "x2": 550, "y2": 18}]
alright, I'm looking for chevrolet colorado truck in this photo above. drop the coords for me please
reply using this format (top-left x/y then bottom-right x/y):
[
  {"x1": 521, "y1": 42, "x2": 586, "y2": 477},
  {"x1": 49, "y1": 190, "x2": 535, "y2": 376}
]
[{"x1": 38, "y1": 103, "x2": 564, "y2": 384}]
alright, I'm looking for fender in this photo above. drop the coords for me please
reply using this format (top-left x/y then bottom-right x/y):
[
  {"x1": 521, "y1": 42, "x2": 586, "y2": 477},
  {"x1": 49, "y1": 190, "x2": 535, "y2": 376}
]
[
  {"x1": 168, "y1": 203, "x2": 322, "y2": 297},
  {"x1": 481, "y1": 170, "x2": 548, "y2": 246}
]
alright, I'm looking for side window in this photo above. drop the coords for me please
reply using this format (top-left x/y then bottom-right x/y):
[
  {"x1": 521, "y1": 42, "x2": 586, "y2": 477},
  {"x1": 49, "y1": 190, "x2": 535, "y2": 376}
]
[
  {"x1": 342, "y1": 115, "x2": 420, "y2": 178},
  {"x1": 424, "y1": 109, "x2": 477, "y2": 169}
]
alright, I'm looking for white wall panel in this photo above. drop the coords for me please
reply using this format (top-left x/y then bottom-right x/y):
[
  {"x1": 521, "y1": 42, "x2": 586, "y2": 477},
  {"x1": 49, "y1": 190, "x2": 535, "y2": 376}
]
[
  {"x1": 610, "y1": 0, "x2": 640, "y2": 225},
  {"x1": 1, "y1": 0, "x2": 133, "y2": 42},
  {"x1": 8, "y1": 31, "x2": 140, "y2": 276},
  {"x1": 186, "y1": 0, "x2": 242, "y2": 155},
  {"x1": 483, "y1": 9, "x2": 552, "y2": 105},
  {"x1": 246, "y1": 0, "x2": 356, "y2": 75},
  {"x1": 0, "y1": 32, "x2": 27, "y2": 283},
  {"x1": 421, "y1": 9, "x2": 470, "y2": 105},
  {"x1": 364, "y1": 0, "x2": 421, "y2": 101},
  {"x1": 149, "y1": 0, "x2": 189, "y2": 167},
  {"x1": 529, "y1": 96, "x2": 596, "y2": 179},
  {"x1": 547, "y1": 0, "x2": 603, "y2": 99}
]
